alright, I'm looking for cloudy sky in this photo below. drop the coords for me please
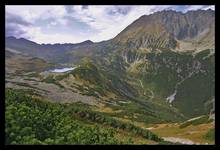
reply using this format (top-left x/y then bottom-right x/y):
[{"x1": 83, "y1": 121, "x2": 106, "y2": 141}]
[{"x1": 5, "y1": 5, "x2": 214, "y2": 44}]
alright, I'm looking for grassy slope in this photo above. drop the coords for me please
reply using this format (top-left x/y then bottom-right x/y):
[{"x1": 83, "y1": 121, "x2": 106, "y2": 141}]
[{"x1": 123, "y1": 49, "x2": 214, "y2": 118}]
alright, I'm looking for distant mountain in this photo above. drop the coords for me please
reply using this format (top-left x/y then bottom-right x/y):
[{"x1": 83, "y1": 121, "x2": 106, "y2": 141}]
[
  {"x1": 5, "y1": 10, "x2": 215, "y2": 63},
  {"x1": 5, "y1": 36, "x2": 94, "y2": 63},
  {"x1": 112, "y1": 9, "x2": 214, "y2": 51},
  {"x1": 41, "y1": 40, "x2": 94, "y2": 51}
]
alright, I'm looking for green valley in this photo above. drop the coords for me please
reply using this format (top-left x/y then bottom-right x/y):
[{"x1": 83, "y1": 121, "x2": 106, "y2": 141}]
[{"x1": 5, "y1": 7, "x2": 215, "y2": 145}]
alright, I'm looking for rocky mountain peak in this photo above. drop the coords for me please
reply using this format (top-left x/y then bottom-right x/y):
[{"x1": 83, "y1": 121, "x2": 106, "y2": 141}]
[{"x1": 113, "y1": 9, "x2": 214, "y2": 51}]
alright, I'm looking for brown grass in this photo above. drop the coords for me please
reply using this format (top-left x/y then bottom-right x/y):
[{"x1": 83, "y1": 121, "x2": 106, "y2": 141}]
[{"x1": 150, "y1": 122, "x2": 214, "y2": 144}]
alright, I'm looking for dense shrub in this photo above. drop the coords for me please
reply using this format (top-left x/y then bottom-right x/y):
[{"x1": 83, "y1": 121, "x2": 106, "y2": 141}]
[
  {"x1": 5, "y1": 89, "x2": 124, "y2": 145},
  {"x1": 66, "y1": 104, "x2": 162, "y2": 142}
]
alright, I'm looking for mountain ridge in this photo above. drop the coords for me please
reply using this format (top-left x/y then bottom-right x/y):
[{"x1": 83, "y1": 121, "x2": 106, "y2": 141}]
[{"x1": 112, "y1": 9, "x2": 214, "y2": 51}]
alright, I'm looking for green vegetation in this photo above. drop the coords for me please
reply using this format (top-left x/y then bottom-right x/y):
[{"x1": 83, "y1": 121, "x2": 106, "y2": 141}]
[
  {"x1": 5, "y1": 89, "x2": 164, "y2": 145},
  {"x1": 5, "y1": 10, "x2": 215, "y2": 145},
  {"x1": 42, "y1": 75, "x2": 56, "y2": 83},
  {"x1": 42, "y1": 75, "x2": 65, "y2": 89},
  {"x1": 179, "y1": 115, "x2": 213, "y2": 128},
  {"x1": 204, "y1": 128, "x2": 215, "y2": 141},
  {"x1": 102, "y1": 100, "x2": 184, "y2": 124},
  {"x1": 64, "y1": 103, "x2": 162, "y2": 142},
  {"x1": 60, "y1": 60, "x2": 137, "y2": 98},
  {"x1": 25, "y1": 72, "x2": 40, "y2": 78},
  {"x1": 122, "y1": 49, "x2": 215, "y2": 118},
  {"x1": 51, "y1": 60, "x2": 185, "y2": 124},
  {"x1": 5, "y1": 89, "x2": 128, "y2": 144},
  {"x1": 71, "y1": 61, "x2": 104, "y2": 85},
  {"x1": 54, "y1": 73, "x2": 69, "y2": 81}
]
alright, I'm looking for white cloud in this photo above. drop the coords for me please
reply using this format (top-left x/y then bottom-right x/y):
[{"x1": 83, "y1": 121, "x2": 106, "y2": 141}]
[
  {"x1": 22, "y1": 26, "x2": 86, "y2": 44},
  {"x1": 68, "y1": 5, "x2": 173, "y2": 42},
  {"x1": 5, "y1": 5, "x2": 215, "y2": 44},
  {"x1": 50, "y1": 21, "x2": 57, "y2": 26},
  {"x1": 6, "y1": 5, "x2": 67, "y2": 23},
  {"x1": 184, "y1": 5, "x2": 215, "y2": 12},
  {"x1": 203, "y1": 5, "x2": 215, "y2": 10}
]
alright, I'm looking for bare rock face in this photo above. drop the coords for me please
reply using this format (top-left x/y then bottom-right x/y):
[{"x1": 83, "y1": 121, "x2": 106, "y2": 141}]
[{"x1": 113, "y1": 9, "x2": 214, "y2": 51}]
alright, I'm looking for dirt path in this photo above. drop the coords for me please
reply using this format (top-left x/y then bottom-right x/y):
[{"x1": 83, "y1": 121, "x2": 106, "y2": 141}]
[{"x1": 162, "y1": 137, "x2": 200, "y2": 145}]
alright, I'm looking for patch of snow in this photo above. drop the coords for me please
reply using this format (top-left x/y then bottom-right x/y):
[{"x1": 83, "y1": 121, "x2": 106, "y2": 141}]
[{"x1": 166, "y1": 90, "x2": 177, "y2": 103}]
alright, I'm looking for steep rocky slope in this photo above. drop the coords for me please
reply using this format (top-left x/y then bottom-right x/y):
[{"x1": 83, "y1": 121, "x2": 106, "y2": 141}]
[{"x1": 112, "y1": 9, "x2": 214, "y2": 51}]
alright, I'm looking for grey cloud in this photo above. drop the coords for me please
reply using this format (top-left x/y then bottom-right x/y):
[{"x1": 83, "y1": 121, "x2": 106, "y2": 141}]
[
  {"x1": 64, "y1": 6, "x2": 75, "y2": 13},
  {"x1": 65, "y1": 5, "x2": 88, "y2": 13},
  {"x1": 6, "y1": 12, "x2": 32, "y2": 26},
  {"x1": 107, "y1": 6, "x2": 132, "y2": 16},
  {"x1": 6, "y1": 23, "x2": 26, "y2": 37},
  {"x1": 5, "y1": 12, "x2": 32, "y2": 37},
  {"x1": 82, "y1": 5, "x2": 88, "y2": 10}
]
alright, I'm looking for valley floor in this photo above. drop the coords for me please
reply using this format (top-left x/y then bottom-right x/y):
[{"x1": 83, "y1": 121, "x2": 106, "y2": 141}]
[{"x1": 5, "y1": 60, "x2": 215, "y2": 145}]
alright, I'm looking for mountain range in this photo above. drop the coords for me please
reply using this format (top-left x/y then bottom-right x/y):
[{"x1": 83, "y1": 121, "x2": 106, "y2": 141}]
[
  {"x1": 6, "y1": 9, "x2": 214, "y2": 62},
  {"x1": 5, "y1": 9, "x2": 215, "y2": 144}
]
